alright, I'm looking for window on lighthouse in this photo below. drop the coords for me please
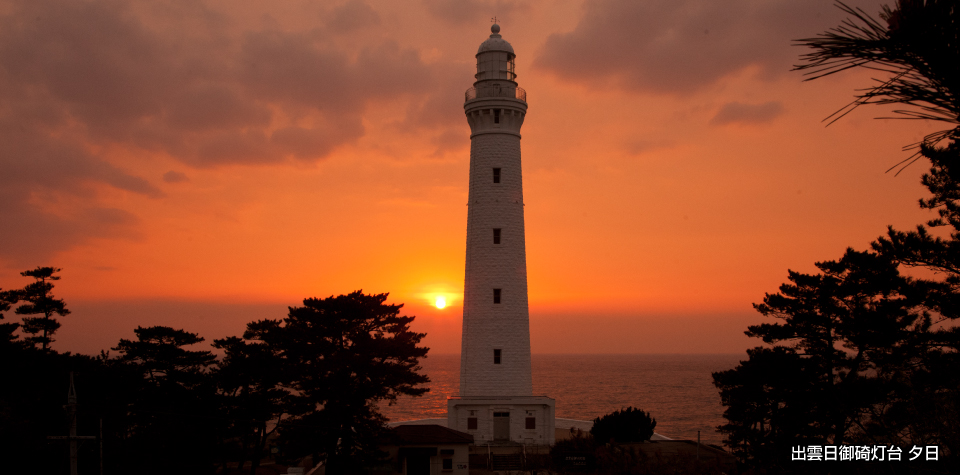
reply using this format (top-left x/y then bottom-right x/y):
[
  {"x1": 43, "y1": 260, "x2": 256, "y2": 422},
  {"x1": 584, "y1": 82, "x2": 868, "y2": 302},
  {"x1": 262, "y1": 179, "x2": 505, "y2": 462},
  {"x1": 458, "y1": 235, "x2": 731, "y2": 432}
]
[
  {"x1": 493, "y1": 288, "x2": 501, "y2": 303},
  {"x1": 494, "y1": 349, "x2": 502, "y2": 364},
  {"x1": 494, "y1": 109, "x2": 500, "y2": 124},
  {"x1": 493, "y1": 228, "x2": 501, "y2": 244},
  {"x1": 493, "y1": 168, "x2": 501, "y2": 183}
]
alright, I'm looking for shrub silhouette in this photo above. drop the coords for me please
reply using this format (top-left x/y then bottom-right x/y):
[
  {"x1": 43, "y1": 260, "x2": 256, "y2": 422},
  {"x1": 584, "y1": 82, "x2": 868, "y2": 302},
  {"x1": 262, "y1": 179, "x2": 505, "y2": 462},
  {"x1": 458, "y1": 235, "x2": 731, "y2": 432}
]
[{"x1": 590, "y1": 406, "x2": 656, "y2": 443}]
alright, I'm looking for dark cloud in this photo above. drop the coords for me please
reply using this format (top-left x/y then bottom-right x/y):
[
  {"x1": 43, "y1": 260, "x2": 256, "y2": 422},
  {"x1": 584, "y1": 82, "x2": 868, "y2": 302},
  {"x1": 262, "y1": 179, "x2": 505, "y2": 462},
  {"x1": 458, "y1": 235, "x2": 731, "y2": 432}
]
[
  {"x1": 402, "y1": 63, "x2": 472, "y2": 132},
  {"x1": 0, "y1": 0, "x2": 440, "y2": 167},
  {"x1": 327, "y1": 1, "x2": 381, "y2": 33},
  {"x1": 534, "y1": 0, "x2": 881, "y2": 94},
  {"x1": 165, "y1": 85, "x2": 271, "y2": 132},
  {"x1": 430, "y1": 128, "x2": 466, "y2": 155},
  {"x1": 0, "y1": 1, "x2": 175, "y2": 124},
  {"x1": 0, "y1": 113, "x2": 161, "y2": 197},
  {"x1": 424, "y1": 0, "x2": 530, "y2": 26},
  {"x1": 162, "y1": 171, "x2": 189, "y2": 183},
  {"x1": 623, "y1": 139, "x2": 673, "y2": 155},
  {"x1": 710, "y1": 101, "x2": 785, "y2": 125},
  {"x1": 0, "y1": 116, "x2": 155, "y2": 263},
  {"x1": 270, "y1": 122, "x2": 365, "y2": 161},
  {"x1": 0, "y1": 187, "x2": 139, "y2": 266},
  {"x1": 190, "y1": 130, "x2": 276, "y2": 166},
  {"x1": 237, "y1": 30, "x2": 356, "y2": 113},
  {"x1": 0, "y1": 0, "x2": 449, "y2": 262}
]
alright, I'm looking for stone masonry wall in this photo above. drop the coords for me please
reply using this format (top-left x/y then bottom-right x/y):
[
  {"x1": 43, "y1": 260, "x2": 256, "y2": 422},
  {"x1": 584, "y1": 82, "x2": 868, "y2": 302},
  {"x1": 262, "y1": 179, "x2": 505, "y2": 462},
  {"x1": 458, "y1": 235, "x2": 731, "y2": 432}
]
[{"x1": 459, "y1": 103, "x2": 532, "y2": 397}]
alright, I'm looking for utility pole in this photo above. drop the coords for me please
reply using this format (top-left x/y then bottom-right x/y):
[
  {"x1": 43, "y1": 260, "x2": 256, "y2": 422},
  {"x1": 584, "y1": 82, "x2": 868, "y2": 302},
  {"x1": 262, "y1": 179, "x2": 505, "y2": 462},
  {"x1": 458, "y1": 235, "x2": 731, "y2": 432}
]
[
  {"x1": 48, "y1": 372, "x2": 97, "y2": 475},
  {"x1": 100, "y1": 418, "x2": 104, "y2": 475}
]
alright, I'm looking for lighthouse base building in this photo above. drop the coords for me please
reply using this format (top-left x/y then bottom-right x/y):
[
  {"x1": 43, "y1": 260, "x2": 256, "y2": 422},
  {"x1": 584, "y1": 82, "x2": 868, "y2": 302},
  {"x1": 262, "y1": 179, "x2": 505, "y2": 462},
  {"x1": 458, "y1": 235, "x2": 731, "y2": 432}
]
[{"x1": 447, "y1": 397, "x2": 555, "y2": 445}]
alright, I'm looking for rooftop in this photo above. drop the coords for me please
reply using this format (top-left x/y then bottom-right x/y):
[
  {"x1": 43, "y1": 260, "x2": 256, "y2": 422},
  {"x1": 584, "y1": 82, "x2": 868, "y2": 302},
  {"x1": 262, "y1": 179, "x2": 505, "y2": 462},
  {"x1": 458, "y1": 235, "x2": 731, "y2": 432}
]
[{"x1": 390, "y1": 424, "x2": 474, "y2": 445}]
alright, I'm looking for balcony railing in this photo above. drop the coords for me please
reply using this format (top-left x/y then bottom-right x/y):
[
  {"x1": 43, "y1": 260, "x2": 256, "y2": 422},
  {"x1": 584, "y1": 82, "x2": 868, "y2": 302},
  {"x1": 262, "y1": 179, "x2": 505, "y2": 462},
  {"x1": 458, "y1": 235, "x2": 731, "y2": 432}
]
[{"x1": 465, "y1": 85, "x2": 527, "y2": 103}]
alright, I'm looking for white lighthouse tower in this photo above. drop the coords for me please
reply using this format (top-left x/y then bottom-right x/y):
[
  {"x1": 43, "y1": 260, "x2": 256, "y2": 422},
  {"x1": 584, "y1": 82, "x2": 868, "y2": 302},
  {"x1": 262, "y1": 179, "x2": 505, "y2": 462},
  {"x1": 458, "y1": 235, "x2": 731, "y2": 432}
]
[{"x1": 447, "y1": 24, "x2": 555, "y2": 446}]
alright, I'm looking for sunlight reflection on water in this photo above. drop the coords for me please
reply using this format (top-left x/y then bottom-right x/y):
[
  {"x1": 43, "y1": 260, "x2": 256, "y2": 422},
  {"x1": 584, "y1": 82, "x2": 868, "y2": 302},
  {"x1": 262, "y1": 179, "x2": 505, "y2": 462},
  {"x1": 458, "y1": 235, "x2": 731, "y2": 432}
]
[{"x1": 378, "y1": 353, "x2": 742, "y2": 446}]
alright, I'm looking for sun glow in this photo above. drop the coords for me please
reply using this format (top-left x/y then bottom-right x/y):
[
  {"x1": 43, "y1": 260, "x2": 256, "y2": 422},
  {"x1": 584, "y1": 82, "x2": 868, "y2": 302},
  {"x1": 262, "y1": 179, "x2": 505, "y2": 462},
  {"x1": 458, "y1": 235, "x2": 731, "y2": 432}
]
[{"x1": 435, "y1": 296, "x2": 447, "y2": 309}]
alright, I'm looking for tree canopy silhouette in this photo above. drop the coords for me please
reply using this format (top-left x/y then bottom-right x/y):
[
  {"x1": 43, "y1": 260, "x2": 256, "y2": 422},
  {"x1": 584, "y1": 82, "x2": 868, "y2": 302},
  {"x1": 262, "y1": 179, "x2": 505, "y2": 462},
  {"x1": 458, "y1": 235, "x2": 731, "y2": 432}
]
[
  {"x1": 591, "y1": 407, "x2": 657, "y2": 444},
  {"x1": 244, "y1": 290, "x2": 429, "y2": 472},
  {"x1": 714, "y1": 250, "x2": 956, "y2": 468},
  {"x1": 0, "y1": 288, "x2": 19, "y2": 345},
  {"x1": 113, "y1": 326, "x2": 221, "y2": 474},
  {"x1": 212, "y1": 334, "x2": 290, "y2": 475},
  {"x1": 14, "y1": 266, "x2": 70, "y2": 350},
  {"x1": 795, "y1": 0, "x2": 959, "y2": 152},
  {"x1": 0, "y1": 275, "x2": 430, "y2": 474},
  {"x1": 716, "y1": 2, "x2": 960, "y2": 471},
  {"x1": 114, "y1": 326, "x2": 217, "y2": 384}
]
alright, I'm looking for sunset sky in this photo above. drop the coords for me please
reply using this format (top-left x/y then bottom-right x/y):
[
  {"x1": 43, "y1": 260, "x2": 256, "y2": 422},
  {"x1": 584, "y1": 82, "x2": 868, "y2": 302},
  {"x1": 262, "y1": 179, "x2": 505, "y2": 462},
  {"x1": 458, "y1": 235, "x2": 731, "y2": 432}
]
[{"x1": 0, "y1": 0, "x2": 941, "y2": 355}]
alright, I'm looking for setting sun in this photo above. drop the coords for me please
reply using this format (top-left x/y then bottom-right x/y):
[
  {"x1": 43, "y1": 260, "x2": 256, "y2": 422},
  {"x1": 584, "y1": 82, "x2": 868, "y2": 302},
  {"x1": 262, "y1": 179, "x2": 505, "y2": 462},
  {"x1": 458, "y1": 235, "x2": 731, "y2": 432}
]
[{"x1": 435, "y1": 296, "x2": 447, "y2": 309}]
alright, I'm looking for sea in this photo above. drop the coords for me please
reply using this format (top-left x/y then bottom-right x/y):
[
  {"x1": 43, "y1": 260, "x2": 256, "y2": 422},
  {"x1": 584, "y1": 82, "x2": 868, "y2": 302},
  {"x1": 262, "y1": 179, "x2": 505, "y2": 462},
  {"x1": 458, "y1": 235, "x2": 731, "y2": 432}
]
[{"x1": 378, "y1": 353, "x2": 743, "y2": 447}]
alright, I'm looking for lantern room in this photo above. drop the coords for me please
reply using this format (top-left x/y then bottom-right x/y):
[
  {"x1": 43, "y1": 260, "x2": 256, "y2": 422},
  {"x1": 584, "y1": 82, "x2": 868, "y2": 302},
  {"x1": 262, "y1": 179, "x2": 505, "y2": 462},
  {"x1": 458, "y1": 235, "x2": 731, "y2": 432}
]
[{"x1": 475, "y1": 24, "x2": 517, "y2": 83}]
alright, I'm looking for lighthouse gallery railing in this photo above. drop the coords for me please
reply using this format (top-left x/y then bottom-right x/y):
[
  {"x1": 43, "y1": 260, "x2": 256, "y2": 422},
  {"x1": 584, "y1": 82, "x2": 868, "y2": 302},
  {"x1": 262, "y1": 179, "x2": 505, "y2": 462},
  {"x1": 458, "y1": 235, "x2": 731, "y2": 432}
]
[{"x1": 465, "y1": 85, "x2": 527, "y2": 103}]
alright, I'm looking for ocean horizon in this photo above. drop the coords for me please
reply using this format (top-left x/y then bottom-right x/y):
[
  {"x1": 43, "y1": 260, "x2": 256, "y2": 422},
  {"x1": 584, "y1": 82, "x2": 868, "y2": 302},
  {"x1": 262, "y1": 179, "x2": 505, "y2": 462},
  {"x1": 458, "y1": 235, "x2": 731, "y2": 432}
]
[{"x1": 379, "y1": 353, "x2": 743, "y2": 447}]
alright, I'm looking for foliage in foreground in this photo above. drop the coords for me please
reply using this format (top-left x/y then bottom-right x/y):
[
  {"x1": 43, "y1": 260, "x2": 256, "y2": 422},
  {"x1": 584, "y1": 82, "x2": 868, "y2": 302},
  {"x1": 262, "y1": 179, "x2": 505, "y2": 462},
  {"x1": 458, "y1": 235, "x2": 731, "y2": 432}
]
[
  {"x1": 591, "y1": 406, "x2": 657, "y2": 444},
  {"x1": 715, "y1": 1, "x2": 960, "y2": 472},
  {"x1": 3, "y1": 266, "x2": 70, "y2": 350},
  {"x1": 0, "y1": 284, "x2": 429, "y2": 475},
  {"x1": 714, "y1": 250, "x2": 959, "y2": 471},
  {"x1": 244, "y1": 291, "x2": 429, "y2": 472},
  {"x1": 550, "y1": 423, "x2": 728, "y2": 475}
]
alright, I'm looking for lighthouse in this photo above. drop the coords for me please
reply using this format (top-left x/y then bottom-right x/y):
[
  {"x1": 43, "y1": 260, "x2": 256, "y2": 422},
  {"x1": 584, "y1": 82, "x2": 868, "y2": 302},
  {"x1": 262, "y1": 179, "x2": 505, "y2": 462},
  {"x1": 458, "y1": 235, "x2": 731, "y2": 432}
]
[{"x1": 447, "y1": 24, "x2": 555, "y2": 446}]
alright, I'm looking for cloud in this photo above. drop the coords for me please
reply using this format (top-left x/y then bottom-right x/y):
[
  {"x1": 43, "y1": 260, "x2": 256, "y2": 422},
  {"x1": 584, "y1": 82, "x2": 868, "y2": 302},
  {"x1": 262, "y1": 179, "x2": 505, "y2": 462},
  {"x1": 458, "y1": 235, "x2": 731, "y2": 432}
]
[
  {"x1": 401, "y1": 63, "x2": 472, "y2": 132},
  {"x1": 710, "y1": 101, "x2": 784, "y2": 125},
  {"x1": 0, "y1": 117, "x2": 153, "y2": 263},
  {"x1": 270, "y1": 123, "x2": 365, "y2": 161},
  {"x1": 162, "y1": 171, "x2": 189, "y2": 183},
  {"x1": 0, "y1": 0, "x2": 441, "y2": 167},
  {"x1": 0, "y1": 188, "x2": 140, "y2": 266},
  {"x1": 533, "y1": 0, "x2": 881, "y2": 94},
  {"x1": 164, "y1": 85, "x2": 271, "y2": 132},
  {"x1": 623, "y1": 139, "x2": 674, "y2": 155},
  {"x1": 327, "y1": 1, "x2": 381, "y2": 33},
  {"x1": 0, "y1": 0, "x2": 451, "y2": 262},
  {"x1": 424, "y1": 0, "x2": 530, "y2": 26},
  {"x1": 0, "y1": 115, "x2": 161, "y2": 197}
]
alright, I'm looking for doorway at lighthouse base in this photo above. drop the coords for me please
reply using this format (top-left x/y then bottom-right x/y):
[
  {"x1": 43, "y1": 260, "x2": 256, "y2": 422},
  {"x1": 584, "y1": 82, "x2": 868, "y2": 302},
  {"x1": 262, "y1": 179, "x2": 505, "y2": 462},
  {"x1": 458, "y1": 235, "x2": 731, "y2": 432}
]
[{"x1": 447, "y1": 396, "x2": 556, "y2": 445}]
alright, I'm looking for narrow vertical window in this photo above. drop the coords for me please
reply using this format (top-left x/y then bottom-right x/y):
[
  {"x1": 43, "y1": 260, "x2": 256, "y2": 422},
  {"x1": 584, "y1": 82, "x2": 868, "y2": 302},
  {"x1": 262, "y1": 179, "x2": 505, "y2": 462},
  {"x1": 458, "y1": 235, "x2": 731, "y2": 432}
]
[
  {"x1": 493, "y1": 228, "x2": 501, "y2": 244},
  {"x1": 468, "y1": 417, "x2": 478, "y2": 430},
  {"x1": 494, "y1": 109, "x2": 500, "y2": 124},
  {"x1": 494, "y1": 349, "x2": 502, "y2": 364},
  {"x1": 526, "y1": 417, "x2": 536, "y2": 429},
  {"x1": 493, "y1": 168, "x2": 501, "y2": 183},
  {"x1": 493, "y1": 288, "x2": 501, "y2": 304}
]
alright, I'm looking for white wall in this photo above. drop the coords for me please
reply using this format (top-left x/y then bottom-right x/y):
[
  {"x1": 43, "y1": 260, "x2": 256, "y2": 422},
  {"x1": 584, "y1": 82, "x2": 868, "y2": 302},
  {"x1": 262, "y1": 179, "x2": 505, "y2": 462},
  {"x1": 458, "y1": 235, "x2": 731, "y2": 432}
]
[{"x1": 448, "y1": 397, "x2": 556, "y2": 446}]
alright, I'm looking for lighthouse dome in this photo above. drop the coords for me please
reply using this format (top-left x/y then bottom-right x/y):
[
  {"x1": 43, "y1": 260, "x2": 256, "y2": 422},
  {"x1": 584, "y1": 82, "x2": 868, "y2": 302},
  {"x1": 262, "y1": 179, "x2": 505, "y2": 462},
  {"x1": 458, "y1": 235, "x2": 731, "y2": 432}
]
[{"x1": 477, "y1": 24, "x2": 514, "y2": 54}]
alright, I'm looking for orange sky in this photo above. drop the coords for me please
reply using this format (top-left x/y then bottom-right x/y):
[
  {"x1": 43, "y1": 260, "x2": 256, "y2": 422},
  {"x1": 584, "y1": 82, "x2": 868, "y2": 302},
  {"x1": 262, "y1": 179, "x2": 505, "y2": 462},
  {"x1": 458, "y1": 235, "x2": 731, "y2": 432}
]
[{"x1": 0, "y1": 0, "x2": 941, "y2": 355}]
